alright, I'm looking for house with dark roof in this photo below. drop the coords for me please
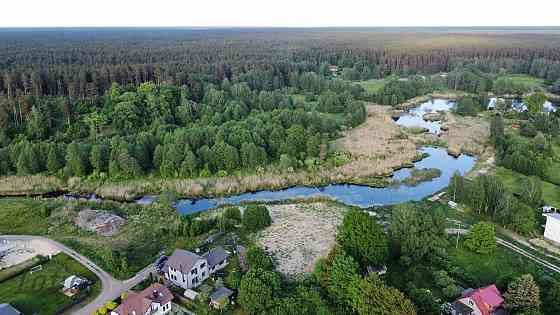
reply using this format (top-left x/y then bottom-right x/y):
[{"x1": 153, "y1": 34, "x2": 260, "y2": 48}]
[
  {"x1": 164, "y1": 247, "x2": 229, "y2": 289},
  {"x1": 111, "y1": 283, "x2": 173, "y2": 315},
  {"x1": 203, "y1": 246, "x2": 229, "y2": 274},
  {"x1": 0, "y1": 304, "x2": 21, "y2": 315},
  {"x1": 209, "y1": 287, "x2": 234, "y2": 309},
  {"x1": 452, "y1": 284, "x2": 504, "y2": 315}
]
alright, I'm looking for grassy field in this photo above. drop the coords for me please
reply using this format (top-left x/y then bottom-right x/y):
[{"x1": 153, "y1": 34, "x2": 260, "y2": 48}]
[
  {"x1": 0, "y1": 197, "x2": 179, "y2": 279},
  {"x1": 494, "y1": 167, "x2": 560, "y2": 207},
  {"x1": 356, "y1": 79, "x2": 387, "y2": 94},
  {"x1": 0, "y1": 198, "x2": 51, "y2": 235},
  {"x1": 495, "y1": 74, "x2": 545, "y2": 91},
  {"x1": 448, "y1": 242, "x2": 551, "y2": 289},
  {"x1": 0, "y1": 253, "x2": 100, "y2": 315}
]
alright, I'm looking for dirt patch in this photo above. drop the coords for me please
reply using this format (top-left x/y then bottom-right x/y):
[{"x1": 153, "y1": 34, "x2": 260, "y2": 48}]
[
  {"x1": 0, "y1": 239, "x2": 60, "y2": 269},
  {"x1": 257, "y1": 203, "x2": 347, "y2": 276},
  {"x1": 75, "y1": 209, "x2": 126, "y2": 236}
]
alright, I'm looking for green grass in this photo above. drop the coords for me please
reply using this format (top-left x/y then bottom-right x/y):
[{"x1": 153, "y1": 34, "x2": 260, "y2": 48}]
[
  {"x1": 495, "y1": 74, "x2": 545, "y2": 90},
  {"x1": 356, "y1": 79, "x2": 387, "y2": 94},
  {"x1": 0, "y1": 253, "x2": 100, "y2": 315},
  {"x1": 448, "y1": 241, "x2": 552, "y2": 290},
  {"x1": 494, "y1": 167, "x2": 560, "y2": 207},
  {"x1": 0, "y1": 198, "x2": 51, "y2": 235},
  {"x1": 0, "y1": 256, "x2": 45, "y2": 283}
]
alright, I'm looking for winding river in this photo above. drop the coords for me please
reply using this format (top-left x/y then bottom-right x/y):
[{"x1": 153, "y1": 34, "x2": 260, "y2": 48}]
[{"x1": 175, "y1": 99, "x2": 477, "y2": 215}]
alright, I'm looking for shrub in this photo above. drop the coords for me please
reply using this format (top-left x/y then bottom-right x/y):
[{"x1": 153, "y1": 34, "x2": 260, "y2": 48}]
[{"x1": 242, "y1": 205, "x2": 272, "y2": 232}]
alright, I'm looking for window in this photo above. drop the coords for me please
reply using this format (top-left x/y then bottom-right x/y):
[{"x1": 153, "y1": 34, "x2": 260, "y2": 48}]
[
  {"x1": 200, "y1": 262, "x2": 206, "y2": 268},
  {"x1": 202, "y1": 271, "x2": 206, "y2": 278},
  {"x1": 191, "y1": 268, "x2": 198, "y2": 275}
]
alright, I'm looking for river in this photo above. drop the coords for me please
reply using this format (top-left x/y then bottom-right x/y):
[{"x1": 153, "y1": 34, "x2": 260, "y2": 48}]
[{"x1": 175, "y1": 98, "x2": 477, "y2": 215}]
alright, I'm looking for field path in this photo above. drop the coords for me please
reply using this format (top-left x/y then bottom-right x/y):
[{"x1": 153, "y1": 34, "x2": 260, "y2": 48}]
[{"x1": 0, "y1": 235, "x2": 153, "y2": 315}]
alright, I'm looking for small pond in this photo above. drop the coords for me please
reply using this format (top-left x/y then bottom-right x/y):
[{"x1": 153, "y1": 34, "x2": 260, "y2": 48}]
[
  {"x1": 175, "y1": 147, "x2": 476, "y2": 215},
  {"x1": 394, "y1": 99, "x2": 456, "y2": 134}
]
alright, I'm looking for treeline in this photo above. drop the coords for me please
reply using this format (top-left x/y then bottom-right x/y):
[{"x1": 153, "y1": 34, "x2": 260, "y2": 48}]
[
  {"x1": 0, "y1": 78, "x2": 366, "y2": 179},
  {"x1": 3, "y1": 29, "x2": 560, "y2": 99},
  {"x1": 449, "y1": 173, "x2": 540, "y2": 235}
]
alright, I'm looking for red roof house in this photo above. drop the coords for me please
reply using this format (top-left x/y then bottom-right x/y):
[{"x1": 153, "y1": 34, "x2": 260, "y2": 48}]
[
  {"x1": 111, "y1": 283, "x2": 173, "y2": 315},
  {"x1": 453, "y1": 284, "x2": 504, "y2": 315}
]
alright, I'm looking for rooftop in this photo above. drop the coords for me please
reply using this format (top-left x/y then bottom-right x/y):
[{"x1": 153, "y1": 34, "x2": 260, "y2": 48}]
[
  {"x1": 210, "y1": 287, "x2": 234, "y2": 302},
  {"x1": 203, "y1": 246, "x2": 229, "y2": 269},
  {"x1": 544, "y1": 212, "x2": 560, "y2": 221},
  {"x1": 113, "y1": 283, "x2": 173, "y2": 315},
  {"x1": 0, "y1": 304, "x2": 21, "y2": 315},
  {"x1": 166, "y1": 249, "x2": 204, "y2": 272}
]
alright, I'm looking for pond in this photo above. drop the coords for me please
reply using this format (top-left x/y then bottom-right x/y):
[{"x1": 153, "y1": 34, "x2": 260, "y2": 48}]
[
  {"x1": 394, "y1": 99, "x2": 456, "y2": 134},
  {"x1": 175, "y1": 147, "x2": 477, "y2": 215}
]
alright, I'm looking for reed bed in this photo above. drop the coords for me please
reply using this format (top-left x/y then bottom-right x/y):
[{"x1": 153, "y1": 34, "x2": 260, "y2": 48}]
[{"x1": 0, "y1": 175, "x2": 64, "y2": 196}]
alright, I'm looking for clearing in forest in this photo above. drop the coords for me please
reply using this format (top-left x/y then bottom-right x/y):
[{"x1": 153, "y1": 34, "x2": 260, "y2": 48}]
[{"x1": 256, "y1": 202, "x2": 347, "y2": 276}]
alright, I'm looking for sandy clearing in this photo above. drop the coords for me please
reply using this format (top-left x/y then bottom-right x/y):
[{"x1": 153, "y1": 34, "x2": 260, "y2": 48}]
[
  {"x1": 0, "y1": 238, "x2": 61, "y2": 269},
  {"x1": 257, "y1": 203, "x2": 347, "y2": 276}
]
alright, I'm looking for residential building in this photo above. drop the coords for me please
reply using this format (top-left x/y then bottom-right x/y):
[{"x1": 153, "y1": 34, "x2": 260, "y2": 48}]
[
  {"x1": 543, "y1": 212, "x2": 560, "y2": 245},
  {"x1": 111, "y1": 283, "x2": 173, "y2": 315},
  {"x1": 209, "y1": 287, "x2": 234, "y2": 309},
  {"x1": 164, "y1": 247, "x2": 229, "y2": 289},
  {"x1": 0, "y1": 304, "x2": 21, "y2": 315},
  {"x1": 61, "y1": 275, "x2": 89, "y2": 297},
  {"x1": 452, "y1": 284, "x2": 504, "y2": 315}
]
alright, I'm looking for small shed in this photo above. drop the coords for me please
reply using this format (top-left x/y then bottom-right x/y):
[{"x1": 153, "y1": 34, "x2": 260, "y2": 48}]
[
  {"x1": 209, "y1": 287, "x2": 234, "y2": 309},
  {"x1": 183, "y1": 289, "x2": 199, "y2": 301},
  {"x1": 63, "y1": 275, "x2": 87, "y2": 290},
  {"x1": 448, "y1": 201, "x2": 458, "y2": 209}
]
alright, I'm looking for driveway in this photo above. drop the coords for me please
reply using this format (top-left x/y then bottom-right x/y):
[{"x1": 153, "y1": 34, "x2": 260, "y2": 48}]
[{"x1": 0, "y1": 235, "x2": 153, "y2": 315}]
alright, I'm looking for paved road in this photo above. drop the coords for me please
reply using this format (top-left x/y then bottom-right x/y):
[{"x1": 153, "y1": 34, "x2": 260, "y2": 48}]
[
  {"x1": 445, "y1": 228, "x2": 560, "y2": 274},
  {"x1": 0, "y1": 235, "x2": 154, "y2": 315}
]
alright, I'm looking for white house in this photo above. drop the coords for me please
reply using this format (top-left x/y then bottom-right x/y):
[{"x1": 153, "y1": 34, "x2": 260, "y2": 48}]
[
  {"x1": 543, "y1": 212, "x2": 560, "y2": 245},
  {"x1": 164, "y1": 247, "x2": 229, "y2": 289},
  {"x1": 111, "y1": 283, "x2": 173, "y2": 315}
]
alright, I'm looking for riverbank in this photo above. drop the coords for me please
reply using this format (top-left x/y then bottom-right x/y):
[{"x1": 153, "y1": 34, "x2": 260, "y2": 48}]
[{"x1": 0, "y1": 99, "x2": 491, "y2": 202}]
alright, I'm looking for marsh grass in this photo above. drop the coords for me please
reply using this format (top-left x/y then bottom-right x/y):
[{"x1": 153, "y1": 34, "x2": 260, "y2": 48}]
[{"x1": 0, "y1": 175, "x2": 64, "y2": 196}]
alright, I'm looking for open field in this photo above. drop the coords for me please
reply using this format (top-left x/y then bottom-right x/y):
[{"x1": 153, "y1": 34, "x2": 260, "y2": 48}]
[
  {"x1": 495, "y1": 74, "x2": 545, "y2": 91},
  {"x1": 0, "y1": 253, "x2": 100, "y2": 315},
  {"x1": 256, "y1": 202, "x2": 348, "y2": 275},
  {"x1": 356, "y1": 79, "x2": 387, "y2": 93},
  {"x1": 494, "y1": 167, "x2": 560, "y2": 208},
  {"x1": 0, "y1": 198, "x2": 177, "y2": 279}
]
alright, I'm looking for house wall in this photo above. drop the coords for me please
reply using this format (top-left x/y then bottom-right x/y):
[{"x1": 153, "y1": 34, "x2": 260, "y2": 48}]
[
  {"x1": 457, "y1": 297, "x2": 482, "y2": 315},
  {"x1": 209, "y1": 258, "x2": 228, "y2": 274},
  {"x1": 544, "y1": 217, "x2": 560, "y2": 244},
  {"x1": 150, "y1": 301, "x2": 172, "y2": 315},
  {"x1": 165, "y1": 259, "x2": 209, "y2": 289}
]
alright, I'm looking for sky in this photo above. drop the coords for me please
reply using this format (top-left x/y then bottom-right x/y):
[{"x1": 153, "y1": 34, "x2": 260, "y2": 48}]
[{"x1": 1, "y1": 0, "x2": 559, "y2": 28}]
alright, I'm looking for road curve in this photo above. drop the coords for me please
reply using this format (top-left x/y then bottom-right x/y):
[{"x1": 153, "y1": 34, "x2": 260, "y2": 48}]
[{"x1": 0, "y1": 235, "x2": 153, "y2": 315}]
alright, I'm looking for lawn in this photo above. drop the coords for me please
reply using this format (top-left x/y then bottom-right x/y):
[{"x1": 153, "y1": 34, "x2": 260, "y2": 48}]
[
  {"x1": 0, "y1": 253, "x2": 100, "y2": 315},
  {"x1": 448, "y1": 241, "x2": 552, "y2": 290},
  {"x1": 356, "y1": 79, "x2": 387, "y2": 94},
  {"x1": 495, "y1": 74, "x2": 545, "y2": 91},
  {"x1": 494, "y1": 167, "x2": 560, "y2": 208}
]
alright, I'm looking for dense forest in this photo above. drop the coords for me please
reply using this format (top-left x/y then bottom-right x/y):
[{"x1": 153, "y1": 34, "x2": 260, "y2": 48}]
[{"x1": 2, "y1": 28, "x2": 560, "y2": 181}]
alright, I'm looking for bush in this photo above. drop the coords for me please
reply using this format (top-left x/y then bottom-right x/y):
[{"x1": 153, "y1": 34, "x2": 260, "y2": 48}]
[
  {"x1": 245, "y1": 246, "x2": 274, "y2": 271},
  {"x1": 464, "y1": 222, "x2": 496, "y2": 254},
  {"x1": 242, "y1": 205, "x2": 272, "y2": 232}
]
